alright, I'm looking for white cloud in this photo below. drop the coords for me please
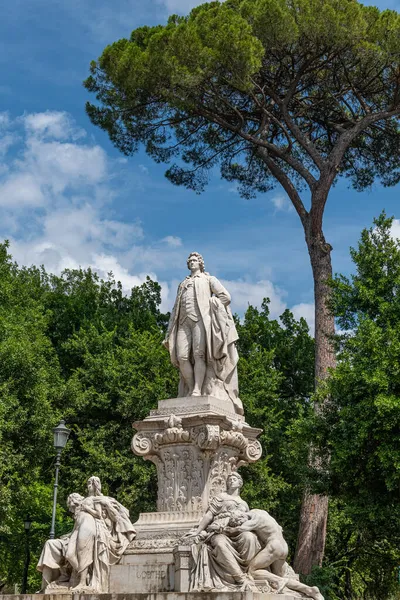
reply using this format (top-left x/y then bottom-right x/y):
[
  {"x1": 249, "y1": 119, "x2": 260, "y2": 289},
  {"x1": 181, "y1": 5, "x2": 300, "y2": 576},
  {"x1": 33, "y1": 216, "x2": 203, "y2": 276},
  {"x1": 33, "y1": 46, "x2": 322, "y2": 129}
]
[
  {"x1": 162, "y1": 235, "x2": 182, "y2": 248},
  {"x1": 138, "y1": 164, "x2": 149, "y2": 174},
  {"x1": 90, "y1": 253, "x2": 155, "y2": 292},
  {"x1": 291, "y1": 302, "x2": 315, "y2": 334},
  {"x1": 23, "y1": 110, "x2": 85, "y2": 141},
  {"x1": 390, "y1": 219, "x2": 400, "y2": 240},
  {"x1": 160, "y1": 0, "x2": 205, "y2": 13},
  {"x1": 0, "y1": 112, "x2": 10, "y2": 128},
  {"x1": 0, "y1": 172, "x2": 45, "y2": 207},
  {"x1": 222, "y1": 279, "x2": 287, "y2": 319},
  {"x1": 0, "y1": 114, "x2": 107, "y2": 209},
  {"x1": 0, "y1": 111, "x2": 149, "y2": 294},
  {"x1": 270, "y1": 193, "x2": 293, "y2": 213},
  {"x1": 0, "y1": 133, "x2": 17, "y2": 158},
  {"x1": 10, "y1": 205, "x2": 143, "y2": 276}
]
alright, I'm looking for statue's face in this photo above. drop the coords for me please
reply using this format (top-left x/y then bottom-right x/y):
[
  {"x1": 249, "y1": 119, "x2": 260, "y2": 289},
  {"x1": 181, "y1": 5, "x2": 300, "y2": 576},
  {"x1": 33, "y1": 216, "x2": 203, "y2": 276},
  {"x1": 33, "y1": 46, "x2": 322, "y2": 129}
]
[
  {"x1": 227, "y1": 473, "x2": 242, "y2": 491},
  {"x1": 188, "y1": 256, "x2": 200, "y2": 271},
  {"x1": 87, "y1": 480, "x2": 95, "y2": 495}
]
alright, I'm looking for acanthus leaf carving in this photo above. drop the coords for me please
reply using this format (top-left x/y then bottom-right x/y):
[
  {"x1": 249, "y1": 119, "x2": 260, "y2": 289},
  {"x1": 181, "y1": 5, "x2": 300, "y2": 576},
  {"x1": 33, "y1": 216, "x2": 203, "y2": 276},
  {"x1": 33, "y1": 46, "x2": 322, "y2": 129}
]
[{"x1": 191, "y1": 424, "x2": 220, "y2": 450}]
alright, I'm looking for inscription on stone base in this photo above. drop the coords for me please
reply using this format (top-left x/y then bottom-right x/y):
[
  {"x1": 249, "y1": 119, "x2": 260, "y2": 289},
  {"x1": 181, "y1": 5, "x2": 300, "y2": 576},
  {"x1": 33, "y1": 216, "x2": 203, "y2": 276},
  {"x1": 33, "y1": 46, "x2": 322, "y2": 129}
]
[{"x1": 110, "y1": 553, "x2": 175, "y2": 593}]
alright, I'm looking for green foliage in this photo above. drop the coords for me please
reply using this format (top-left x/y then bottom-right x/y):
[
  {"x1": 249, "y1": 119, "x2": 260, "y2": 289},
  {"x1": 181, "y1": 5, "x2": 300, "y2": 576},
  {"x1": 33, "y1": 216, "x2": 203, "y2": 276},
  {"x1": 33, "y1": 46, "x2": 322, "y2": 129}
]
[
  {"x1": 85, "y1": 0, "x2": 400, "y2": 197},
  {"x1": 238, "y1": 300, "x2": 314, "y2": 555},
  {"x1": 0, "y1": 251, "x2": 178, "y2": 590},
  {"x1": 0, "y1": 242, "x2": 316, "y2": 590},
  {"x1": 310, "y1": 213, "x2": 400, "y2": 599},
  {"x1": 0, "y1": 244, "x2": 65, "y2": 588}
]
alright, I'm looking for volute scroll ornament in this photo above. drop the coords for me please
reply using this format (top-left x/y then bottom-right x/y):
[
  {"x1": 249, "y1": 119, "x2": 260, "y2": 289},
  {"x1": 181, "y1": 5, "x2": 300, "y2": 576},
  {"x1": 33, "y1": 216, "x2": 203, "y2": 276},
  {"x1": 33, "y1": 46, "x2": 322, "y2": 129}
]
[
  {"x1": 243, "y1": 439, "x2": 263, "y2": 463},
  {"x1": 131, "y1": 432, "x2": 153, "y2": 456}
]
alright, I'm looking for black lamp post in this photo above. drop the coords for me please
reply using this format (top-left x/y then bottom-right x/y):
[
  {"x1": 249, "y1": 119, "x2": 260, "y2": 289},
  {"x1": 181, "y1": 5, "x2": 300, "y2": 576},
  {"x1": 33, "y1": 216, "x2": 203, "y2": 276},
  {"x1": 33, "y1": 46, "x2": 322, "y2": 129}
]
[
  {"x1": 49, "y1": 420, "x2": 70, "y2": 539},
  {"x1": 21, "y1": 516, "x2": 31, "y2": 594}
]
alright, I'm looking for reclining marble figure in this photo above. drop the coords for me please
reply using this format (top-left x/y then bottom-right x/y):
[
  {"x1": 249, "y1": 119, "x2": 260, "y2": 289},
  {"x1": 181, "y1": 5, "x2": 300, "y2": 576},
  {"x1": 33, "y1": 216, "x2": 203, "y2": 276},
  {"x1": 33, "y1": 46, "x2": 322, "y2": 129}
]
[
  {"x1": 163, "y1": 251, "x2": 243, "y2": 415},
  {"x1": 183, "y1": 472, "x2": 324, "y2": 600},
  {"x1": 37, "y1": 476, "x2": 136, "y2": 592}
]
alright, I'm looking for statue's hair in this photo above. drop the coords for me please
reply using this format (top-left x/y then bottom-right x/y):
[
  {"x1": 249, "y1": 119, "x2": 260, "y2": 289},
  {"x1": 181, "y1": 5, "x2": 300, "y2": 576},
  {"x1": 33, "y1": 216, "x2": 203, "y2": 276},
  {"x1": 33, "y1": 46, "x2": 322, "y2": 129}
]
[
  {"x1": 228, "y1": 509, "x2": 249, "y2": 527},
  {"x1": 87, "y1": 476, "x2": 102, "y2": 496},
  {"x1": 67, "y1": 492, "x2": 84, "y2": 508},
  {"x1": 187, "y1": 252, "x2": 205, "y2": 272},
  {"x1": 227, "y1": 471, "x2": 244, "y2": 488}
]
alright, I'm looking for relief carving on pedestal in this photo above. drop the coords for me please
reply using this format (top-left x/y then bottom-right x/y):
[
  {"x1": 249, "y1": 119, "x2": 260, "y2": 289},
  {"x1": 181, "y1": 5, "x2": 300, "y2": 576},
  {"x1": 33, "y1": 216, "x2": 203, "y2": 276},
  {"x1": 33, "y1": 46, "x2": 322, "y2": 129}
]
[
  {"x1": 157, "y1": 447, "x2": 204, "y2": 512},
  {"x1": 132, "y1": 414, "x2": 263, "y2": 514},
  {"x1": 209, "y1": 449, "x2": 236, "y2": 499}
]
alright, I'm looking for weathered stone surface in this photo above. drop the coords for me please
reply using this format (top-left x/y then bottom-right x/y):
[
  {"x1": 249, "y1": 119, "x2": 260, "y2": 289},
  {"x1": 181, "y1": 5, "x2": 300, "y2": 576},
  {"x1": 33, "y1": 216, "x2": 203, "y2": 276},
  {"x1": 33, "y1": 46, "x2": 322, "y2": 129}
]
[
  {"x1": 3, "y1": 592, "x2": 299, "y2": 600},
  {"x1": 110, "y1": 553, "x2": 175, "y2": 593},
  {"x1": 125, "y1": 399, "x2": 265, "y2": 595},
  {"x1": 36, "y1": 476, "x2": 136, "y2": 594},
  {"x1": 162, "y1": 252, "x2": 242, "y2": 416},
  {"x1": 132, "y1": 402, "x2": 263, "y2": 514}
]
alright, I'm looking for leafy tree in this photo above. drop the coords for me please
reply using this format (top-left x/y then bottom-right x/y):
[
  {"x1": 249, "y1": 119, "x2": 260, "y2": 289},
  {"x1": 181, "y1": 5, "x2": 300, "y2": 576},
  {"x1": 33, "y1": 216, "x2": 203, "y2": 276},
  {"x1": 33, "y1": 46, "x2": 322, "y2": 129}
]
[
  {"x1": 238, "y1": 301, "x2": 314, "y2": 557},
  {"x1": 0, "y1": 258, "x2": 175, "y2": 590},
  {"x1": 311, "y1": 213, "x2": 400, "y2": 598},
  {"x1": 84, "y1": 0, "x2": 400, "y2": 571},
  {"x1": 39, "y1": 269, "x2": 167, "y2": 374},
  {"x1": 0, "y1": 241, "x2": 318, "y2": 589},
  {"x1": 0, "y1": 244, "x2": 65, "y2": 589},
  {"x1": 60, "y1": 322, "x2": 178, "y2": 515}
]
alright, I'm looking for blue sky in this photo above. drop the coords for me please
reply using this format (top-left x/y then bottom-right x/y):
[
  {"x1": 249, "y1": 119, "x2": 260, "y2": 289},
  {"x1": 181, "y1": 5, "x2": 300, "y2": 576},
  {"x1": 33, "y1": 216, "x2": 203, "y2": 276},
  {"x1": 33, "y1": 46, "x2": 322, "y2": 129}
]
[{"x1": 0, "y1": 0, "x2": 399, "y2": 332}]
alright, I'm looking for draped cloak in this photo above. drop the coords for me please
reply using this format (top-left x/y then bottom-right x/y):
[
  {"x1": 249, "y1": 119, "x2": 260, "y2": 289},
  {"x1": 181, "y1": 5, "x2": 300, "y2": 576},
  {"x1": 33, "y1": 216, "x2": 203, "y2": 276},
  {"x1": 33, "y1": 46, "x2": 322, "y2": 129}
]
[{"x1": 166, "y1": 272, "x2": 243, "y2": 415}]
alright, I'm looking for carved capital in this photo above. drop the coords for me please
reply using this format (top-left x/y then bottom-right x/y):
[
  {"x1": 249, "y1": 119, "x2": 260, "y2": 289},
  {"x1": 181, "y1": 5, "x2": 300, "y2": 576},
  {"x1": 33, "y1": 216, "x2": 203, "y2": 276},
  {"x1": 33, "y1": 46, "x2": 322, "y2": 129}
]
[
  {"x1": 220, "y1": 430, "x2": 248, "y2": 451},
  {"x1": 191, "y1": 424, "x2": 220, "y2": 450},
  {"x1": 132, "y1": 433, "x2": 153, "y2": 456},
  {"x1": 154, "y1": 414, "x2": 190, "y2": 446}
]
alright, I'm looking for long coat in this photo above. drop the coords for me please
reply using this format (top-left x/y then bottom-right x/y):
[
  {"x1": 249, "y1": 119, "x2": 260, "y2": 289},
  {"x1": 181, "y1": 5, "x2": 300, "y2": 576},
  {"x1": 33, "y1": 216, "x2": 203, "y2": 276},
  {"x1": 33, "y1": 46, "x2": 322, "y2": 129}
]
[{"x1": 165, "y1": 272, "x2": 242, "y2": 414}]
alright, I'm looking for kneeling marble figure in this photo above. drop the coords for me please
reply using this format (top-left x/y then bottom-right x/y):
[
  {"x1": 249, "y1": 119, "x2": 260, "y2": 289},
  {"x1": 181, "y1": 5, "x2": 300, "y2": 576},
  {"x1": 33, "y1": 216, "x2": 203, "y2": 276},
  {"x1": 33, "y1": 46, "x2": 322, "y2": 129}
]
[{"x1": 183, "y1": 472, "x2": 324, "y2": 600}]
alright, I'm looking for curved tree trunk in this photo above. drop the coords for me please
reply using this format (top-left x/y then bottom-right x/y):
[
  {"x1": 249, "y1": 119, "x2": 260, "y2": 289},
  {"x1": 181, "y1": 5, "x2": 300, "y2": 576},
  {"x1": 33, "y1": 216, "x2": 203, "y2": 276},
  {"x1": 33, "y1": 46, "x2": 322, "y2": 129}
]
[{"x1": 293, "y1": 223, "x2": 336, "y2": 575}]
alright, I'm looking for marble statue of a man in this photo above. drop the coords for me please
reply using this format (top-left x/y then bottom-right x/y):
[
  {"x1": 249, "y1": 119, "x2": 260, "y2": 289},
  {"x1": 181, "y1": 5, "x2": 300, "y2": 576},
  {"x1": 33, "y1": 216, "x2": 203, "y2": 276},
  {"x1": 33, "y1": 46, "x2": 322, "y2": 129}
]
[{"x1": 163, "y1": 252, "x2": 243, "y2": 415}]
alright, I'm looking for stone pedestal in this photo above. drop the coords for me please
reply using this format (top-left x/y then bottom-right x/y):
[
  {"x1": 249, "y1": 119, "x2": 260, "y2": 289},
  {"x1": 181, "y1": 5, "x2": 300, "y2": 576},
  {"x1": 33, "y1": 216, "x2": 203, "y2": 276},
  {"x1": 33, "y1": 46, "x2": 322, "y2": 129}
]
[
  {"x1": 111, "y1": 395, "x2": 262, "y2": 594},
  {"x1": 4, "y1": 593, "x2": 299, "y2": 600},
  {"x1": 131, "y1": 395, "x2": 262, "y2": 514}
]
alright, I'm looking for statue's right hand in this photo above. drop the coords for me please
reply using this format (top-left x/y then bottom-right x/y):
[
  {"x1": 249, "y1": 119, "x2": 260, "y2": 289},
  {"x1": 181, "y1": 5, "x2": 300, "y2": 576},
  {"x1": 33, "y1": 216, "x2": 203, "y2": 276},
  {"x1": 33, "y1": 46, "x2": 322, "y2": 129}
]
[
  {"x1": 162, "y1": 338, "x2": 169, "y2": 350},
  {"x1": 180, "y1": 528, "x2": 203, "y2": 544},
  {"x1": 181, "y1": 527, "x2": 198, "y2": 538}
]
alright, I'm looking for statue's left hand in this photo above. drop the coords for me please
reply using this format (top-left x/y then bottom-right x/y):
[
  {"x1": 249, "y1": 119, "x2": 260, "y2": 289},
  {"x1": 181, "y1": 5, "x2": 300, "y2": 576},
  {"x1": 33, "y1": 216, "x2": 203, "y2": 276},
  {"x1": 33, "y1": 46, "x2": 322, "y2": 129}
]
[{"x1": 208, "y1": 521, "x2": 223, "y2": 533}]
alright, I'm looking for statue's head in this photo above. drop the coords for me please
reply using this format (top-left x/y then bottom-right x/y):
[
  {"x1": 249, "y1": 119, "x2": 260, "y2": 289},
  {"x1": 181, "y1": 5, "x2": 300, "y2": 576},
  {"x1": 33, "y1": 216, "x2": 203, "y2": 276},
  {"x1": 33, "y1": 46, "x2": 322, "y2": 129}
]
[
  {"x1": 87, "y1": 475, "x2": 102, "y2": 496},
  {"x1": 228, "y1": 509, "x2": 249, "y2": 527},
  {"x1": 226, "y1": 471, "x2": 243, "y2": 492},
  {"x1": 187, "y1": 252, "x2": 205, "y2": 273},
  {"x1": 67, "y1": 492, "x2": 84, "y2": 513}
]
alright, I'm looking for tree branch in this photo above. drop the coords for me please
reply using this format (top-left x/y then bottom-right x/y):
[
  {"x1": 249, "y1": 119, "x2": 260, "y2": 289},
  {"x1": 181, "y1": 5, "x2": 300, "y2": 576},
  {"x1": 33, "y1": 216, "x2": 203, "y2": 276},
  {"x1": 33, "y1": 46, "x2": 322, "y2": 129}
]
[
  {"x1": 257, "y1": 148, "x2": 309, "y2": 226},
  {"x1": 328, "y1": 108, "x2": 400, "y2": 173},
  {"x1": 197, "y1": 106, "x2": 318, "y2": 190}
]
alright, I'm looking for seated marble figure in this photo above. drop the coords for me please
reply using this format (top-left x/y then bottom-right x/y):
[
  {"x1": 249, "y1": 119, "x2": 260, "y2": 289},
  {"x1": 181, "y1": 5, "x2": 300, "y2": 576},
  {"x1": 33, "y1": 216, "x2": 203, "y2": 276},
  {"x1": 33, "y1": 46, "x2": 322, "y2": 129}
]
[
  {"x1": 37, "y1": 476, "x2": 136, "y2": 593},
  {"x1": 184, "y1": 472, "x2": 324, "y2": 600}
]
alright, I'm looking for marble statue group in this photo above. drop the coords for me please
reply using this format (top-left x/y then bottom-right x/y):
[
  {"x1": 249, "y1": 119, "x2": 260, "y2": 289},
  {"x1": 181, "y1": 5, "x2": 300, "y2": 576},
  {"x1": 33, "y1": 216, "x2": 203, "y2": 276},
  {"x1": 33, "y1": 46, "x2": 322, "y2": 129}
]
[
  {"x1": 184, "y1": 472, "x2": 323, "y2": 600},
  {"x1": 37, "y1": 476, "x2": 136, "y2": 592},
  {"x1": 36, "y1": 252, "x2": 324, "y2": 600}
]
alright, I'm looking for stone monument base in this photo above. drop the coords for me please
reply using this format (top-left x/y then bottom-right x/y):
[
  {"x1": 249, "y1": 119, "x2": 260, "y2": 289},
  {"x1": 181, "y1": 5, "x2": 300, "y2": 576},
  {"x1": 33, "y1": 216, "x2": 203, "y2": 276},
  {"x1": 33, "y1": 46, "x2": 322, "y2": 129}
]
[
  {"x1": 4, "y1": 593, "x2": 300, "y2": 600},
  {"x1": 126, "y1": 395, "x2": 264, "y2": 595}
]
